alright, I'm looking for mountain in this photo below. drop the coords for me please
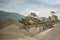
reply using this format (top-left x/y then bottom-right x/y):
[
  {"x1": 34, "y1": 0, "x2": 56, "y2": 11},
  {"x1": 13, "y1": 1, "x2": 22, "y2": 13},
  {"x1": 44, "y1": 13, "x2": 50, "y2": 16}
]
[{"x1": 0, "y1": 11, "x2": 25, "y2": 21}]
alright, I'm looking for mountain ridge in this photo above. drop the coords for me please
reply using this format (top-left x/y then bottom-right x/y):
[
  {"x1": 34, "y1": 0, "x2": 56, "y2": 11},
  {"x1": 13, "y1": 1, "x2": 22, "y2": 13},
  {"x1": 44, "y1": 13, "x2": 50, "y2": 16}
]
[{"x1": 0, "y1": 11, "x2": 25, "y2": 21}]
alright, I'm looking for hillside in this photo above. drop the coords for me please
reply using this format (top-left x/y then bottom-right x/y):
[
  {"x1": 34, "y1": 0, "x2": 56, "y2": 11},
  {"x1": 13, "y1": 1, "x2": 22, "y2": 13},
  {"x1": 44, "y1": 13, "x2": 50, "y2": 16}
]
[
  {"x1": 0, "y1": 18, "x2": 24, "y2": 30},
  {"x1": 0, "y1": 11, "x2": 25, "y2": 21}
]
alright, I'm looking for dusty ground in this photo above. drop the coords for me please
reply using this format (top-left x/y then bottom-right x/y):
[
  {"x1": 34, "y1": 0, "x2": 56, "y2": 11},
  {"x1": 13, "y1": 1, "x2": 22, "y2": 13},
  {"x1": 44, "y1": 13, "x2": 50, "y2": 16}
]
[{"x1": 0, "y1": 22, "x2": 60, "y2": 40}]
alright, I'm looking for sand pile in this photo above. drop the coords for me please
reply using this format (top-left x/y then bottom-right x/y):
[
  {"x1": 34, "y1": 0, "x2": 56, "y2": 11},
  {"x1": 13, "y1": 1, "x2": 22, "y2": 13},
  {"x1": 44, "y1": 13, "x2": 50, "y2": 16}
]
[
  {"x1": 0, "y1": 24, "x2": 38, "y2": 40},
  {"x1": 40, "y1": 23, "x2": 60, "y2": 40},
  {"x1": 0, "y1": 18, "x2": 39, "y2": 40},
  {"x1": 0, "y1": 18, "x2": 24, "y2": 30},
  {"x1": 0, "y1": 25, "x2": 24, "y2": 39},
  {"x1": 33, "y1": 28, "x2": 53, "y2": 39}
]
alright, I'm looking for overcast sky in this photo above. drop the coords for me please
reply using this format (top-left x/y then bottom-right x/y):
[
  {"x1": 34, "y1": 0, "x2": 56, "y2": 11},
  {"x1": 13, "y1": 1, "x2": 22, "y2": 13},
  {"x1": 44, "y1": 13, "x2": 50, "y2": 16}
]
[{"x1": 0, "y1": 0, "x2": 60, "y2": 17}]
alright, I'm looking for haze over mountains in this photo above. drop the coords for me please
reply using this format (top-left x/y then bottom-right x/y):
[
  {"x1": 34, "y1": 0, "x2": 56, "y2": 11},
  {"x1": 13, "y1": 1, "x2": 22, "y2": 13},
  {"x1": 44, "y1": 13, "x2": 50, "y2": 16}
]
[{"x1": 0, "y1": 11, "x2": 25, "y2": 21}]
